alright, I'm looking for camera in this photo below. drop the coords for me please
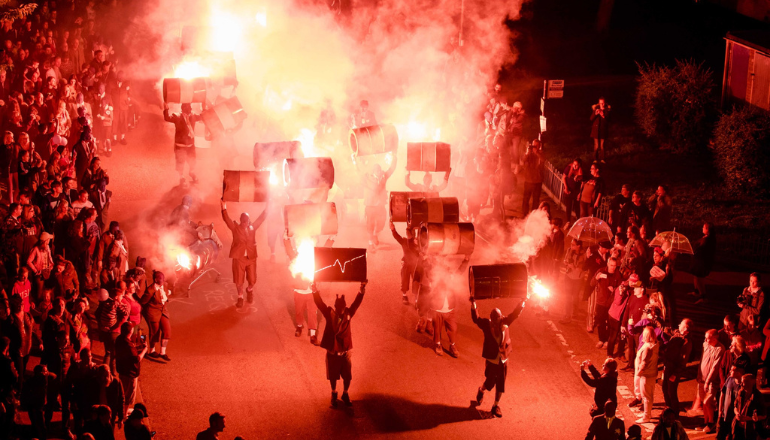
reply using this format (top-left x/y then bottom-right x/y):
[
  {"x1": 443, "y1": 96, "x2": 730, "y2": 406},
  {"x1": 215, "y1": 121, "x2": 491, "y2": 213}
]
[
  {"x1": 140, "y1": 335, "x2": 146, "y2": 342},
  {"x1": 737, "y1": 293, "x2": 750, "y2": 306}
]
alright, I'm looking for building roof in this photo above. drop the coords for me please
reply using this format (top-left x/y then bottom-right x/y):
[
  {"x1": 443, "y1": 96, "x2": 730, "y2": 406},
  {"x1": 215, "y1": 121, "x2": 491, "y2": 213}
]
[{"x1": 726, "y1": 31, "x2": 770, "y2": 54}]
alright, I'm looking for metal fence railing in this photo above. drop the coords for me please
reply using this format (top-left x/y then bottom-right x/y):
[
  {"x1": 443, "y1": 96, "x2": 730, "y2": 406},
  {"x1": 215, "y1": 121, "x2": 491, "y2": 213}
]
[{"x1": 540, "y1": 159, "x2": 770, "y2": 271}]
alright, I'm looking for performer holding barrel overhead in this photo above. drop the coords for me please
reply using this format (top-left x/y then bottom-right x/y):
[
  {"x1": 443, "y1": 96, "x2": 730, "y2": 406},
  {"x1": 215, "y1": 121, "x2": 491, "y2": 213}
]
[
  {"x1": 405, "y1": 168, "x2": 451, "y2": 193},
  {"x1": 163, "y1": 102, "x2": 203, "y2": 185},
  {"x1": 220, "y1": 199, "x2": 269, "y2": 308},
  {"x1": 470, "y1": 297, "x2": 526, "y2": 418},
  {"x1": 362, "y1": 155, "x2": 397, "y2": 251}
]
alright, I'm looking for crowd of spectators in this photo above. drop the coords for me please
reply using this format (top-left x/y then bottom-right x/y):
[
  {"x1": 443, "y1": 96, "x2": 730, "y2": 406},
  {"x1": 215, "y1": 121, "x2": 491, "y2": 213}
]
[{"x1": 0, "y1": 1, "x2": 156, "y2": 440}]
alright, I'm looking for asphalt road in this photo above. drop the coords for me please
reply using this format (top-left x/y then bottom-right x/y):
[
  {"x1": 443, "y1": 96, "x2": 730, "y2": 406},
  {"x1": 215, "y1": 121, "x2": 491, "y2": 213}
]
[{"x1": 93, "y1": 104, "x2": 723, "y2": 439}]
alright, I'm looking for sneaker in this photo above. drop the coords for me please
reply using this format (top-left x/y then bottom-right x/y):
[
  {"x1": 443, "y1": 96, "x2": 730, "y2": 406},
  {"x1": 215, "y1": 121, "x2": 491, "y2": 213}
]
[
  {"x1": 586, "y1": 327, "x2": 594, "y2": 333},
  {"x1": 295, "y1": 326, "x2": 302, "y2": 337},
  {"x1": 596, "y1": 341, "x2": 604, "y2": 349},
  {"x1": 120, "y1": 138, "x2": 127, "y2": 145},
  {"x1": 627, "y1": 398, "x2": 642, "y2": 408},
  {"x1": 402, "y1": 295, "x2": 409, "y2": 305},
  {"x1": 160, "y1": 354, "x2": 171, "y2": 362},
  {"x1": 341, "y1": 392, "x2": 352, "y2": 407},
  {"x1": 617, "y1": 355, "x2": 628, "y2": 363},
  {"x1": 476, "y1": 388, "x2": 484, "y2": 405},
  {"x1": 703, "y1": 425, "x2": 715, "y2": 434},
  {"x1": 635, "y1": 417, "x2": 651, "y2": 424},
  {"x1": 491, "y1": 405, "x2": 502, "y2": 418},
  {"x1": 434, "y1": 344, "x2": 443, "y2": 356},
  {"x1": 448, "y1": 344, "x2": 459, "y2": 358},
  {"x1": 147, "y1": 352, "x2": 159, "y2": 359},
  {"x1": 310, "y1": 334, "x2": 318, "y2": 345},
  {"x1": 246, "y1": 289, "x2": 254, "y2": 303},
  {"x1": 415, "y1": 321, "x2": 424, "y2": 333},
  {"x1": 331, "y1": 391, "x2": 338, "y2": 408},
  {"x1": 236, "y1": 297, "x2": 244, "y2": 308},
  {"x1": 601, "y1": 342, "x2": 608, "y2": 349}
]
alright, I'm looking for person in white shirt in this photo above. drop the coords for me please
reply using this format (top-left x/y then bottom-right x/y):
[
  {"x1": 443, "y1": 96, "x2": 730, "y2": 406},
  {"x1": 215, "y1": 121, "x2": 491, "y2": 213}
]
[{"x1": 71, "y1": 189, "x2": 94, "y2": 218}]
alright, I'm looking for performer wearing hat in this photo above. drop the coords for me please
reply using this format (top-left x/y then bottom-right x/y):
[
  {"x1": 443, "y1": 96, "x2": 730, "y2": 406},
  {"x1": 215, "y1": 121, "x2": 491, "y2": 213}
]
[
  {"x1": 312, "y1": 281, "x2": 367, "y2": 408},
  {"x1": 470, "y1": 297, "x2": 526, "y2": 418},
  {"x1": 220, "y1": 199, "x2": 268, "y2": 308}
]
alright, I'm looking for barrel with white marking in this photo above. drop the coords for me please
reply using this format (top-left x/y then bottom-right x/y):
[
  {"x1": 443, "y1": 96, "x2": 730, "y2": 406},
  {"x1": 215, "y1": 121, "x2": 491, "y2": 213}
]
[
  {"x1": 284, "y1": 202, "x2": 338, "y2": 237},
  {"x1": 314, "y1": 247, "x2": 367, "y2": 282},
  {"x1": 201, "y1": 96, "x2": 247, "y2": 137},
  {"x1": 222, "y1": 170, "x2": 269, "y2": 202},
  {"x1": 163, "y1": 78, "x2": 207, "y2": 103},
  {"x1": 283, "y1": 157, "x2": 334, "y2": 189},
  {"x1": 406, "y1": 142, "x2": 451, "y2": 172},
  {"x1": 469, "y1": 264, "x2": 529, "y2": 300},
  {"x1": 407, "y1": 197, "x2": 460, "y2": 226},
  {"x1": 418, "y1": 222, "x2": 475, "y2": 255},
  {"x1": 389, "y1": 191, "x2": 438, "y2": 223},
  {"x1": 349, "y1": 124, "x2": 398, "y2": 156}
]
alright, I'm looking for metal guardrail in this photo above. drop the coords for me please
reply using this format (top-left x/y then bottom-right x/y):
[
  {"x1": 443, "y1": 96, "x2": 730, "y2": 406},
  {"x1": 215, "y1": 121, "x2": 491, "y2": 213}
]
[{"x1": 540, "y1": 158, "x2": 770, "y2": 271}]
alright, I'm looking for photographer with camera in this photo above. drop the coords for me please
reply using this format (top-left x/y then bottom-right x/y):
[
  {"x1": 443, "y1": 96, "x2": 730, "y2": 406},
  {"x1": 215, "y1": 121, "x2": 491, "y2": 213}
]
[
  {"x1": 738, "y1": 273, "x2": 765, "y2": 330},
  {"x1": 580, "y1": 358, "x2": 618, "y2": 418},
  {"x1": 115, "y1": 321, "x2": 148, "y2": 419},
  {"x1": 661, "y1": 318, "x2": 693, "y2": 415}
]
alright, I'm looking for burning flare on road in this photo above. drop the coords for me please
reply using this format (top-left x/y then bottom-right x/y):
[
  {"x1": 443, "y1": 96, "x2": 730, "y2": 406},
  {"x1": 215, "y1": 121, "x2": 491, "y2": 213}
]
[
  {"x1": 528, "y1": 276, "x2": 550, "y2": 299},
  {"x1": 289, "y1": 239, "x2": 315, "y2": 281}
]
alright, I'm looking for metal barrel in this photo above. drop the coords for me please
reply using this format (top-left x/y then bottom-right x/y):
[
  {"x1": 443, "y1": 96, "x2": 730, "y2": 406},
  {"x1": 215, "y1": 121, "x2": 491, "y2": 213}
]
[
  {"x1": 389, "y1": 191, "x2": 438, "y2": 223},
  {"x1": 313, "y1": 247, "x2": 367, "y2": 282},
  {"x1": 222, "y1": 170, "x2": 269, "y2": 203},
  {"x1": 418, "y1": 222, "x2": 475, "y2": 255},
  {"x1": 201, "y1": 96, "x2": 247, "y2": 137},
  {"x1": 407, "y1": 197, "x2": 460, "y2": 226},
  {"x1": 163, "y1": 77, "x2": 207, "y2": 103},
  {"x1": 282, "y1": 157, "x2": 335, "y2": 189},
  {"x1": 468, "y1": 264, "x2": 529, "y2": 300},
  {"x1": 406, "y1": 142, "x2": 452, "y2": 172},
  {"x1": 253, "y1": 141, "x2": 303, "y2": 168},
  {"x1": 349, "y1": 124, "x2": 398, "y2": 156},
  {"x1": 283, "y1": 202, "x2": 338, "y2": 237}
]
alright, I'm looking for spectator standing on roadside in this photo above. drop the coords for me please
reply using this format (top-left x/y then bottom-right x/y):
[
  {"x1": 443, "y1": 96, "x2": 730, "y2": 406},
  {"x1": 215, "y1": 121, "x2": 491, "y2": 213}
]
[
  {"x1": 608, "y1": 184, "x2": 630, "y2": 234},
  {"x1": 717, "y1": 365, "x2": 744, "y2": 440},
  {"x1": 647, "y1": 185, "x2": 673, "y2": 234},
  {"x1": 115, "y1": 322, "x2": 147, "y2": 418},
  {"x1": 662, "y1": 318, "x2": 693, "y2": 415},
  {"x1": 519, "y1": 140, "x2": 544, "y2": 215},
  {"x1": 689, "y1": 222, "x2": 716, "y2": 304},
  {"x1": 590, "y1": 98, "x2": 610, "y2": 162},
  {"x1": 633, "y1": 326, "x2": 659, "y2": 424},
  {"x1": 689, "y1": 329, "x2": 725, "y2": 433},
  {"x1": 651, "y1": 408, "x2": 689, "y2": 440},
  {"x1": 196, "y1": 412, "x2": 226, "y2": 440},
  {"x1": 738, "y1": 273, "x2": 764, "y2": 330},
  {"x1": 578, "y1": 163, "x2": 604, "y2": 218},
  {"x1": 731, "y1": 374, "x2": 766, "y2": 440},
  {"x1": 584, "y1": 400, "x2": 625, "y2": 440},
  {"x1": 580, "y1": 358, "x2": 618, "y2": 418},
  {"x1": 561, "y1": 158, "x2": 583, "y2": 224},
  {"x1": 590, "y1": 258, "x2": 622, "y2": 350}
]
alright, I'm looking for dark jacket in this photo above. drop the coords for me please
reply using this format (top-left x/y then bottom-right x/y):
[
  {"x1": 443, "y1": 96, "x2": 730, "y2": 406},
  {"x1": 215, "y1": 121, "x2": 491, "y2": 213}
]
[
  {"x1": 221, "y1": 208, "x2": 267, "y2": 260},
  {"x1": 589, "y1": 104, "x2": 610, "y2": 140},
  {"x1": 581, "y1": 365, "x2": 618, "y2": 413},
  {"x1": 471, "y1": 302, "x2": 524, "y2": 362},
  {"x1": 689, "y1": 233, "x2": 716, "y2": 278},
  {"x1": 52, "y1": 260, "x2": 79, "y2": 298},
  {"x1": 392, "y1": 228, "x2": 419, "y2": 267},
  {"x1": 163, "y1": 109, "x2": 201, "y2": 147},
  {"x1": 313, "y1": 287, "x2": 364, "y2": 353},
  {"x1": 585, "y1": 414, "x2": 625, "y2": 440},
  {"x1": 662, "y1": 331, "x2": 693, "y2": 378}
]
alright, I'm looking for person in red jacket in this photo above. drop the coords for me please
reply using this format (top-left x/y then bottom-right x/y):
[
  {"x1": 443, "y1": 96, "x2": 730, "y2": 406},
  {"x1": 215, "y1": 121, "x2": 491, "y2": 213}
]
[
  {"x1": 470, "y1": 297, "x2": 525, "y2": 418},
  {"x1": 312, "y1": 281, "x2": 367, "y2": 408},
  {"x1": 591, "y1": 258, "x2": 623, "y2": 350}
]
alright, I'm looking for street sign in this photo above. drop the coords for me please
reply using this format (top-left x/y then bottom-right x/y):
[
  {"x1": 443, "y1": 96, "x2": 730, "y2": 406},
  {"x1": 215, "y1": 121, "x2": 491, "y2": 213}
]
[
  {"x1": 539, "y1": 116, "x2": 547, "y2": 132},
  {"x1": 547, "y1": 89, "x2": 564, "y2": 99},
  {"x1": 548, "y1": 80, "x2": 564, "y2": 89}
]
